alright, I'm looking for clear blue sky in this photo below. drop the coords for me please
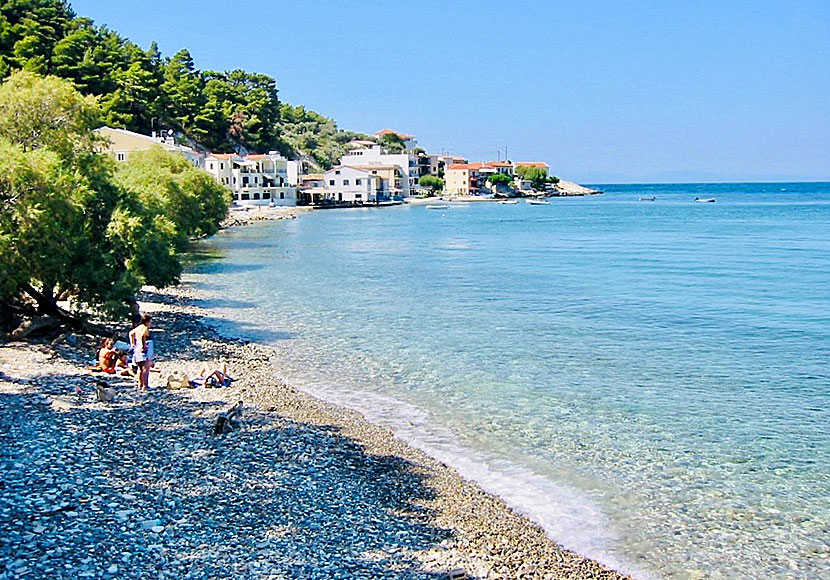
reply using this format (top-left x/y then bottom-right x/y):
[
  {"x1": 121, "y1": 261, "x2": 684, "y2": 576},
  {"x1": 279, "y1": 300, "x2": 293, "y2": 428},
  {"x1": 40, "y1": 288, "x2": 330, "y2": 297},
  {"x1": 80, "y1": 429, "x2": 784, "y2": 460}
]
[{"x1": 69, "y1": 0, "x2": 829, "y2": 183}]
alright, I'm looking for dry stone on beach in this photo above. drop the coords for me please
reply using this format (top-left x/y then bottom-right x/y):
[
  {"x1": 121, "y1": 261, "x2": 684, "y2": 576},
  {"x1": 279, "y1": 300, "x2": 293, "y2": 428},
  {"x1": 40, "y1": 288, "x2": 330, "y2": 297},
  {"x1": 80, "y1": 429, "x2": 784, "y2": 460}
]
[{"x1": 0, "y1": 286, "x2": 633, "y2": 580}]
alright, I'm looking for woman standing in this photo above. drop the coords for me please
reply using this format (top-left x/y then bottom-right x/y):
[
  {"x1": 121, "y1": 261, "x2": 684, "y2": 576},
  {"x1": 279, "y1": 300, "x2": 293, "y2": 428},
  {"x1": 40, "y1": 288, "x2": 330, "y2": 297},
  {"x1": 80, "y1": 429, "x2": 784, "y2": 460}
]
[{"x1": 128, "y1": 314, "x2": 153, "y2": 389}]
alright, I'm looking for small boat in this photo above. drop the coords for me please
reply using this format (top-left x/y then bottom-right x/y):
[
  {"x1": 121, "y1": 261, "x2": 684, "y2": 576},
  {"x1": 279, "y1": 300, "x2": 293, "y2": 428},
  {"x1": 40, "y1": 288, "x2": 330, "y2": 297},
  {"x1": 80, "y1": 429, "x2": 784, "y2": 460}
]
[
  {"x1": 638, "y1": 196, "x2": 656, "y2": 202},
  {"x1": 527, "y1": 199, "x2": 550, "y2": 205},
  {"x1": 426, "y1": 204, "x2": 450, "y2": 210},
  {"x1": 694, "y1": 197, "x2": 716, "y2": 203},
  {"x1": 499, "y1": 200, "x2": 520, "y2": 205}
]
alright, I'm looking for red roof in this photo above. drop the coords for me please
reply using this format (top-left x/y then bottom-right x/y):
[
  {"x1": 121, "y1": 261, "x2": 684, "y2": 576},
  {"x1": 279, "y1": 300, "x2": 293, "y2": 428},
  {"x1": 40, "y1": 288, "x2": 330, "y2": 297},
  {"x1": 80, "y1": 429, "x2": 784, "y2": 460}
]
[
  {"x1": 209, "y1": 153, "x2": 237, "y2": 159},
  {"x1": 516, "y1": 162, "x2": 550, "y2": 168},
  {"x1": 484, "y1": 161, "x2": 512, "y2": 168},
  {"x1": 448, "y1": 163, "x2": 483, "y2": 170}
]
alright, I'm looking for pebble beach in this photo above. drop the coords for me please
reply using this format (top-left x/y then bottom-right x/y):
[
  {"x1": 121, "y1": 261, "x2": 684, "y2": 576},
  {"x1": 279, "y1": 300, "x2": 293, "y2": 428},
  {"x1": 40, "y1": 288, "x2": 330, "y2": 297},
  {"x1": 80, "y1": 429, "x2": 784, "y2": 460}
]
[{"x1": 0, "y1": 285, "x2": 634, "y2": 580}]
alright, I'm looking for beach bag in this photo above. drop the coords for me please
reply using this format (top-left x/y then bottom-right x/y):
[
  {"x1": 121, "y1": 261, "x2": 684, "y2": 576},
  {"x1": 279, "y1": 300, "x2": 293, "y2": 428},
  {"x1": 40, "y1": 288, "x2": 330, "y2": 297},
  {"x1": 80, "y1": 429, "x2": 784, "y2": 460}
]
[{"x1": 166, "y1": 371, "x2": 190, "y2": 390}]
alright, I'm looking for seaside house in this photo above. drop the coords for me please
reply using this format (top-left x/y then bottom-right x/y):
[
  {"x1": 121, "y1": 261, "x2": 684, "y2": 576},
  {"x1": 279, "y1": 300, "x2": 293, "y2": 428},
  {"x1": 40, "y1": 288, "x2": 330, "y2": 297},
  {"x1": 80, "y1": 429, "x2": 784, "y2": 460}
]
[
  {"x1": 204, "y1": 152, "x2": 297, "y2": 206},
  {"x1": 322, "y1": 166, "x2": 384, "y2": 203},
  {"x1": 296, "y1": 173, "x2": 325, "y2": 205},
  {"x1": 483, "y1": 161, "x2": 514, "y2": 177},
  {"x1": 95, "y1": 126, "x2": 204, "y2": 168},
  {"x1": 444, "y1": 163, "x2": 482, "y2": 196},
  {"x1": 339, "y1": 145, "x2": 418, "y2": 198}
]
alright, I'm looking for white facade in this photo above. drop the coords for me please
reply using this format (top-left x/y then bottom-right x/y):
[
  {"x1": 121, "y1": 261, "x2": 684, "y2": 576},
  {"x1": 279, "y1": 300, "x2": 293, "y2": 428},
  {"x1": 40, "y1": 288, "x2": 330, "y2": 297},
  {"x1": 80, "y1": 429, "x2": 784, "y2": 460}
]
[
  {"x1": 204, "y1": 152, "x2": 296, "y2": 206},
  {"x1": 323, "y1": 166, "x2": 382, "y2": 203},
  {"x1": 339, "y1": 145, "x2": 417, "y2": 198}
]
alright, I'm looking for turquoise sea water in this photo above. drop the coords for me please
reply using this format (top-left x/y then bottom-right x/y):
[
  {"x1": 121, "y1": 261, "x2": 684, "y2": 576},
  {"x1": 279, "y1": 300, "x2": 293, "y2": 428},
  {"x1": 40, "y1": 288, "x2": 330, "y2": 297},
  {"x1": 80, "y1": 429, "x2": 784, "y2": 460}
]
[{"x1": 190, "y1": 183, "x2": 830, "y2": 579}]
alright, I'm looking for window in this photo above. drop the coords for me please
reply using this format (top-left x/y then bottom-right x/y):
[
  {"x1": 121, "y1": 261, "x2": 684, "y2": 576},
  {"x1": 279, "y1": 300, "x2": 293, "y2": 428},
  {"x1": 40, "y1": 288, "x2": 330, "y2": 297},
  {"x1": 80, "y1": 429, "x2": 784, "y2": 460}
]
[
  {"x1": 335, "y1": 170, "x2": 341, "y2": 175},
  {"x1": 243, "y1": 177, "x2": 249, "y2": 186},
  {"x1": 329, "y1": 180, "x2": 335, "y2": 186},
  {"x1": 253, "y1": 193, "x2": 260, "y2": 200},
  {"x1": 233, "y1": 177, "x2": 237, "y2": 184},
  {"x1": 343, "y1": 179, "x2": 349, "y2": 186},
  {"x1": 241, "y1": 193, "x2": 250, "y2": 200},
  {"x1": 209, "y1": 162, "x2": 214, "y2": 170},
  {"x1": 116, "y1": 152, "x2": 126, "y2": 162},
  {"x1": 263, "y1": 192, "x2": 271, "y2": 199},
  {"x1": 234, "y1": 194, "x2": 240, "y2": 200},
  {"x1": 220, "y1": 163, "x2": 224, "y2": 170},
  {"x1": 279, "y1": 192, "x2": 284, "y2": 199}
]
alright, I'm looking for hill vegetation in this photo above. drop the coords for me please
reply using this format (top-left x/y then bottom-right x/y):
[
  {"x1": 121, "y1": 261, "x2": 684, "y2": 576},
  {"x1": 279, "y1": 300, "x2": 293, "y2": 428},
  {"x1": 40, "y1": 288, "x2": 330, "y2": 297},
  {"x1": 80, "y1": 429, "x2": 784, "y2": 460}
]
[{"x1": 0, "y1": 0, "x2": 369, "y2": 167}]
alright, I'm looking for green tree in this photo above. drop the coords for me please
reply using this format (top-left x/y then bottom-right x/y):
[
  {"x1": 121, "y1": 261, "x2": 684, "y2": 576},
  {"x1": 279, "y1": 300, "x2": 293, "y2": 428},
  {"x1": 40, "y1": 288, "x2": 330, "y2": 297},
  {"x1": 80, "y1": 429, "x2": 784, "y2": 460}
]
[
  {"x1": 114, "y1": 147, "x2": 231, "y2": 249},
  {"x1": 515, "y1": 165, "x2": 551, "y2": 190},
  {"x1": 161, "y1": 49, "x2": 204, "y2": 134},
  {"x1": 0, "y1": 72, "x2": 218, "y2": 320},
  {"x1": 418, "y1": 174, "x2": 444, "y2": 194},
  {"x1": 488, "y1": 173, "x2": 513, "y2": 186},
  {"x1": 379, "y1": 131, "x2": 405, "y2": 153}
]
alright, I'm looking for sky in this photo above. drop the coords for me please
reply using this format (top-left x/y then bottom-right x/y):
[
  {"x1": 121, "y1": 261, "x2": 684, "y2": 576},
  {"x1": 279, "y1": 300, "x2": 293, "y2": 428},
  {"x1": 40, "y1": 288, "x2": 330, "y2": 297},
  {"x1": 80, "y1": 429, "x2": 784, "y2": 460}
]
[{"x1": 68, "y1": 0, "x2": 829, "y2": 183}]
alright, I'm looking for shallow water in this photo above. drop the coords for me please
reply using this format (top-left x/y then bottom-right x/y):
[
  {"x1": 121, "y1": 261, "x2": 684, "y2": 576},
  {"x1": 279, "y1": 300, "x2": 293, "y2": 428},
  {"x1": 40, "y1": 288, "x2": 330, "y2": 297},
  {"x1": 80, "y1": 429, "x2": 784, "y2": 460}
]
[{"x1": 190, "y1": 183, "x2": 830, "y2": 579}]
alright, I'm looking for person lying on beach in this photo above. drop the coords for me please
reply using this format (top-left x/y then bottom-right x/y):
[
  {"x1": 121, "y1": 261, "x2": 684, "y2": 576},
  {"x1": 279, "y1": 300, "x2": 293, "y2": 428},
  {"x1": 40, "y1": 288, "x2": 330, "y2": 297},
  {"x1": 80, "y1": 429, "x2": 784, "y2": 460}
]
[{"x1": 190, "y1": 363, "x2": 234, "y2": 387}]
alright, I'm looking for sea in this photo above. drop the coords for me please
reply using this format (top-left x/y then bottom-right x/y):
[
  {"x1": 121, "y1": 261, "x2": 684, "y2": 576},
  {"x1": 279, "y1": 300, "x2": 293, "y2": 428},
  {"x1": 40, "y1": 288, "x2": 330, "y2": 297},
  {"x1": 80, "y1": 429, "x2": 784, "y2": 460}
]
[{"x1": 189, "y1": 182, "x2": 830, "y2": 580}]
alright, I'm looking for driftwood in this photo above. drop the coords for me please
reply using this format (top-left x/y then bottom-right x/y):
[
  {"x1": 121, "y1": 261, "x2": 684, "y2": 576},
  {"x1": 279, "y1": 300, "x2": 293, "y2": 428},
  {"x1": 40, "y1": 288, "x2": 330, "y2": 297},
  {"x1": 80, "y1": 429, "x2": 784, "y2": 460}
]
[{"x1": 213, "y1": 400, "x2": 244, "y2": 435}]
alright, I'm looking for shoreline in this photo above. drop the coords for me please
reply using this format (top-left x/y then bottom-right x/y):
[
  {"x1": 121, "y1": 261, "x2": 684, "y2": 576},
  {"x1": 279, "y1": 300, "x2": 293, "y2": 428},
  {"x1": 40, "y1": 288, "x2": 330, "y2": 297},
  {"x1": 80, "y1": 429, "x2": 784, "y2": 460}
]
[{"x1": 0, "y1": 285, "x2": 635, "y2": 580}]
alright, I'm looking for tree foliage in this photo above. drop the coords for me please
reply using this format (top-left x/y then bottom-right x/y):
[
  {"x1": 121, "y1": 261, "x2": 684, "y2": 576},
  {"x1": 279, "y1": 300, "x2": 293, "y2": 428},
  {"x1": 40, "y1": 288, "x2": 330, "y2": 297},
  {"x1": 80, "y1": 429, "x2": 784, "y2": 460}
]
[
  {"x1": 277, "y1": 104, "x2": 373, "y2": 169},
  {"x1": 0, "y1": 0, "x2": 365, "y2": 163},
  {"x1": 378, "y1": 132, "x2": 406, "y2": 153},
  {"x1": 488, "y1": 173, "x2": 513, "y2": 186},
  {"x1": 515, "y1": 165, "x2": 554, "y2": 189},
  {"x1": 418, "y1": 174, "x2": 444, "y2": 193},
  {"x1": 0, "y1": 71, "x2": 228, "y2": 320},
  {"x1": 114, "y1": 147, "x2": 231, "y2": 250}
]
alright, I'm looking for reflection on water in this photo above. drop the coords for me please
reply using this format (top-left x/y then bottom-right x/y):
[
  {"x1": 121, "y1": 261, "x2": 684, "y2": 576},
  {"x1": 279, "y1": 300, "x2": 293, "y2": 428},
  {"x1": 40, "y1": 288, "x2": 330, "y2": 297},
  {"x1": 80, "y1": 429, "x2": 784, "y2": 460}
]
[{"x1": 189, "y1": 183, "x2": 830, "y2": 580}]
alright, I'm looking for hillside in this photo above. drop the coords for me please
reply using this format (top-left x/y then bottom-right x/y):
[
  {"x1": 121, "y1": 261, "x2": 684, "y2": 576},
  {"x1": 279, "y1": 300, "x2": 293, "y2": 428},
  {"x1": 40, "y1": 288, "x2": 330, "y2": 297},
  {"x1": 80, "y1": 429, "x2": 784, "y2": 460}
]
[{"x1": 0, "y1": 0, "x2": 365, "y2": 167}]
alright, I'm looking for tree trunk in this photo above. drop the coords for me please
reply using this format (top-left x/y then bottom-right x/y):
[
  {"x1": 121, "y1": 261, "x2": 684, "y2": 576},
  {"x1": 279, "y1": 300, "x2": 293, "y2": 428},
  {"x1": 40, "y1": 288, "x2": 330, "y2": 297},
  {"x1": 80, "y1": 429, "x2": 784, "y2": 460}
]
[{"x1": 21, "y1": 282, "x2": 82, "y2": 329}]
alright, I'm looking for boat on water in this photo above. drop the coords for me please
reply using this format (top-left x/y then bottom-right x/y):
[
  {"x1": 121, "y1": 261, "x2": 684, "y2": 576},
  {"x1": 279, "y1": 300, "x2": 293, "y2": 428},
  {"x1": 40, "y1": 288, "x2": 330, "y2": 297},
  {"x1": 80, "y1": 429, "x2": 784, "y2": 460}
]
[
  {"x1": 694, "y1": 197, "x2": 716, "y2": 203},
  {"x1": 426, "y1": 204, "x2": 450, "y2": 210},
  {"x1": 499, "y1": 200, "x2": 520, "y2": 205},
  {"x1": 638, "y1": 196, "x2": 656, "y2": 201},
  {"x1": 526, "y1": 199, "x2": 550, "y2": 205}
]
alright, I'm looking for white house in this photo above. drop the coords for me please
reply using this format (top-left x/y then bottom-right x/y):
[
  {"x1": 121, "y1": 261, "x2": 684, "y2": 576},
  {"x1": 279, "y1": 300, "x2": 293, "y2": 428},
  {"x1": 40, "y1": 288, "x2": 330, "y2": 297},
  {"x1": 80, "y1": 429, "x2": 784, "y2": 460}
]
[
  {"x1": 323, "y1": 166, "x2": 383, "y2": 203},
  {"x1": 96, "y1": 126, "x2": 204, "y2": 168},
  {"x1": 204, "y1": 151, "x2": 296, "y2": 206},
  {"x1": 339, "y1": 145, "x2": 417, "y2": 198}
]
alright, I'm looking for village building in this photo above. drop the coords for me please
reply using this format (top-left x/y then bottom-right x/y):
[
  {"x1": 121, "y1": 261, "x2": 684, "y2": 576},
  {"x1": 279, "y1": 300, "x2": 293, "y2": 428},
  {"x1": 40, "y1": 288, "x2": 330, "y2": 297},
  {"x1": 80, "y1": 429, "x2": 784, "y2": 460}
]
[
  {"x1": 322, "y1": 166, "x2": 385, "y2": 203},
  {"x1": 204, "y1": 152, "x2": 296, "y2": 206},
  {"x1": 444, "y1": 163, "x2": 482, "y2": 196},
  {"x1": 95, "y1": 126, "x2": 204, "y2": 168},
  {"x1": 339, "y1": 145, "x2": 418, "y2": 198}
]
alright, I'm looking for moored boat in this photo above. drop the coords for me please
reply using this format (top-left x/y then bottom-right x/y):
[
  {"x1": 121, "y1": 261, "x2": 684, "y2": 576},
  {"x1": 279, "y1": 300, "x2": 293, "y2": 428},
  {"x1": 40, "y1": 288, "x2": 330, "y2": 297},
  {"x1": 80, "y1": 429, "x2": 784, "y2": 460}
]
[
  {"x1": 639, "y1": 196, "x2": 656, "y2": 201},
  {"x1": 499, "y1": 200, "x2": 520, "y2": 205},
  {"x1": 694, "y1": 197, "x2": 716, "y2": 203},
  {"x1": 426, "y1": 204, "x2": 450, "y2": 210},
  {"x1": 527, "y1": 199, "x2": 550, "y2": 205}
]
